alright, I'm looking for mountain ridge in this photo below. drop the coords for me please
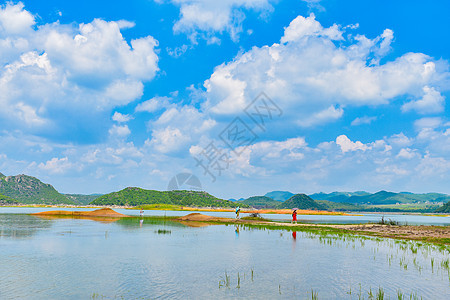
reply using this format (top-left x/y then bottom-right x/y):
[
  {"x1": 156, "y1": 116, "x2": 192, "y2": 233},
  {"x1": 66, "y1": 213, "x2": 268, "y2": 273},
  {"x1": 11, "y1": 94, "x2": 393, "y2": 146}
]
[{"x1": 0, "y1": 174, "x2": 74, "y2": 205}]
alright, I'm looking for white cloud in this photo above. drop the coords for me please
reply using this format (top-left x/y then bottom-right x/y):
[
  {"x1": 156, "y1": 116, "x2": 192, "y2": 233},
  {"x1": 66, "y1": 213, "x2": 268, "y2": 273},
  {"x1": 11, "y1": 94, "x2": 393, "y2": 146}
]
[
  {"x1": 167, "y1": 0, "x2": 274, "y2": 42},
  {"x1": 281, "y1": 14, "x2": 342, "y2": 43},
  {"x1": 148, "y1": 127, "x2": 190, "y2": 153},
  {"x1": 414, "y1": 117, "x2": 442, "y2": 130},
  {"x1": 38, "y1": 157, "x2": 78, "y2": 174},
  {"x1": 109, "y1": 125, "x2": 131, "y2": 138},
  {"x1": 112, "y1": 112, "x2": 133, "y2": 123},
  {"x1": 402, "y1": 86, "x2": 445, "y2": 114},
  {"x1": 336, "y1": 135, "x2": 370, "y2": 153},
  {"x1": 0, "y1": 3, "x2": 159, "y2": 141},
  {"x1": 146, "y1": 104, "x2": 217, "y2": 154},
  {"x1": 0, "y1": 2, "x2": 34, "y2": 36},
  {"x1": 396, "y1": 148, "x2": 417, "y2": 159},
  {"x1": 135, "y1": 96, "x2": 170, "y2": 113},
  {"x1": 388, "y1": 132, "x2": 413, "y2": 147},
  {"x1": 298, "y1": 105, "x2": 343, "y2": 127},
  {"x1": 203, "y1": 14, "x2": 448, "y2": 128},
  {"x1": 351, "y1": 116, "x2": 377, "y2": 126}
]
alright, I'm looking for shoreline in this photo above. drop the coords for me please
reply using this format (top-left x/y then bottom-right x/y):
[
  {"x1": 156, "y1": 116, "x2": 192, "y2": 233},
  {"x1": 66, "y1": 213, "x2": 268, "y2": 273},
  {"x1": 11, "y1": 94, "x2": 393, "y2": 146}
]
[{"x1": 3, "y1": 204, "x2": 449, "y2": 216}]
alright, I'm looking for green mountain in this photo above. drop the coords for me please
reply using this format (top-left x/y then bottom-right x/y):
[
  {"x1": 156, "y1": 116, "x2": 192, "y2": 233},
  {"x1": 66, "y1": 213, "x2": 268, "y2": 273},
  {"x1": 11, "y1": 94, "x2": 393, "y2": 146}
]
[
  {"x1": 0, "y1": 193, "x2": 20, "y2": 205},
  {"x1": 0, "y1": 172, "x2": 5, "y2": 178},
  {"x1": 278, "y1": 194, "x2": 326, "y2": 210},
  {"x1": 435, "y1": 202, "x2": 450, "y2": 213},
  {"x1": 264, "y1": 191, "x2": 294, "y2": 202},
  {"x1": 309, "y1": 191, "x2": 370, "y2": 202},
  {"x1": 345, "y1": 191, "x2": 450, "y2": 205},
  {"x1": 316, "y1": 200, "x2": 361, "y2": 211},
  {"x1": 310, "y1": 191, "x2": 450, "y2": 205},
  {"x1": 65, "y1": 194, "x2": 102, "y2": 205},
  {"x1": 91, "y1": 187, "x2": 246, "y2": 208},
  {"x1": 240, "y1": 196, "x2": 280, "y2": 208},
  {"x1": 0, "y1": 174, "x2": 74, "y2": 205}
]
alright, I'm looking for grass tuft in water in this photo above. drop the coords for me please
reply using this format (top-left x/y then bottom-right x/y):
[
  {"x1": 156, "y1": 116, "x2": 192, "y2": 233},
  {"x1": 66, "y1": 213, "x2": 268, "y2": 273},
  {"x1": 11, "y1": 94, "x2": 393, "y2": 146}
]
[
  {"x1": 310, "y1": 289, "x2": 318, "y2": 299},
  {"x1": 376, "y1": 287, "x2": 385, "y2": 300}
]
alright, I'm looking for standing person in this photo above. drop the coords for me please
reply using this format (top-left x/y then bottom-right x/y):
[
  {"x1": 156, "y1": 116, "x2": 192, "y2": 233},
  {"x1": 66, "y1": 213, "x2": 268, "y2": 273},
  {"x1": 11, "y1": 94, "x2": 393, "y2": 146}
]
[
  {"x1": 236, "y1": 206, "x2": 240, "y2": 219},
  {"x1": 140, "y1": 208, "x2": 144, "y2": 217},
  {"x1": 292, "y1": 209, "x2": 297, "y2": 224}
]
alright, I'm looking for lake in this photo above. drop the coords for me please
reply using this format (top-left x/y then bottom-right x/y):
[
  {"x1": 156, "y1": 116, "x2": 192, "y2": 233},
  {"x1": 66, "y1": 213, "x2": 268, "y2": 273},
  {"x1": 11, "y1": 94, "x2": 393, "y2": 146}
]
[
  {"x1": 2, "y1": 207, "x2": 450, "y2": 226},
  {"x1": 1, "y1": 208, "x2": 449, "y2": 299}
]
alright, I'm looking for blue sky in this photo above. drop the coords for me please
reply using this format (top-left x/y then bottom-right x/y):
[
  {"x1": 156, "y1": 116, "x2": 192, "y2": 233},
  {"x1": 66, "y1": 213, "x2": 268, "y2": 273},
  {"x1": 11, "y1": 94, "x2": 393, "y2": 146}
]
[{"x1": 0, "y1": 0, "x2": 449, "y2": 198}]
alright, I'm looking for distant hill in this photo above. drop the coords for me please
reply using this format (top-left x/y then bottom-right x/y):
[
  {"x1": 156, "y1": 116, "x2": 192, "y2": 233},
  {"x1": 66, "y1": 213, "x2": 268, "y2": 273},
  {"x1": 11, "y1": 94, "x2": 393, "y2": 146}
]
[
  {"x1": 310, "y1": 191, "x2": 450, "y2": 205},
  {"x1": 65, "y1": 194, "x2": 102, "y2": 205},
  {"x1": 316, "y1": 200, "x2": 361, "y2": 211},
  {"x1": 435, "y1": 202, "x2": 450, "y2": 213},
  {"x1": 264, "y1": 191, "x2": 294, "y2": 202},
  {"x1": 278, "y1": 194, "x2": 326, "y2": 210},
  {"x1": 345, "y1": 191, "x2": 450, "y2": 205},
  {"x1": 0, "y1": 174, "x2": 74, "y2": 205},
  {"x1": 309, "y1": 191, "x2": 370, "y2": 202},
  {"x1": 0, "y1": 193, "x2": 20, "y2": 205},
  {"x1": 240, "y1": 196, "x2": 280, "y2": 208},
  {"x1": 91, "y1": 187, "x2": 246, "y2": 208}
]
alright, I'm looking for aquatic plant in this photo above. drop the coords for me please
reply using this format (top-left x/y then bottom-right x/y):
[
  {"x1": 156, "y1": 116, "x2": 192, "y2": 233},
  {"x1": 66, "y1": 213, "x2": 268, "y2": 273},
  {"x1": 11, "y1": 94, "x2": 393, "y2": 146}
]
[
  {"x1": 310, "y1": 289, "x2": 318, "y2": 299},
  {"x1": 376, "y1": 287, "x2": 385, "y2": 300}
]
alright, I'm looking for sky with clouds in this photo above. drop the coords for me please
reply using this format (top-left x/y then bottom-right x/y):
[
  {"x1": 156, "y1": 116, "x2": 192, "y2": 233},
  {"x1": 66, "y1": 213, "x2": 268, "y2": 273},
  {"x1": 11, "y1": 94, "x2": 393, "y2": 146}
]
[{"x1": 0, "y1": 0, "x2": 449, "y2": 198}]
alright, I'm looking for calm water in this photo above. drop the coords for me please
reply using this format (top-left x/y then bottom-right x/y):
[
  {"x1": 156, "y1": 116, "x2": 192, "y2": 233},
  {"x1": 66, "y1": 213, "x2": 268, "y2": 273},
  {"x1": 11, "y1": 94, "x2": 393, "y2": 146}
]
[
  {"x1": 2, "y1": 207, "x2": 449, "y2": 226},
  {"x1": 1, "y1": 209, "x2": 449, "y2": 299}
]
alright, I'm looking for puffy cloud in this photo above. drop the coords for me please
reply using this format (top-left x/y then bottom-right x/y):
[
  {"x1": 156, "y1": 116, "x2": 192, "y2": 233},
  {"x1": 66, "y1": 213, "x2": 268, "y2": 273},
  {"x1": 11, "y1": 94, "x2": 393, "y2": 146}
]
[
  {"x1": 0, "y1": 2, "x2": 34, "y2": 36},
  {"x1": 165, "y1": 0, "x2": 274, "y2": 42},
  {"x1": 38, "y1": 157, "x2": 79, "y2": 174},
  {"x1": 109, "y1": 125, "x2": 131, "y2": 138},
  {"x1": 402, "y1": 86, "x2": 445, "y2": 114},
  {"x1": 0, "y1": 3, "x2": 159, "y2": 142},
  {"x1": 281, "y1": 14, "x2": 342, "y2": 43},
  {"x1": 146, "y1": 103, "x2": 217, "y2": 154},
  {"x1": 112, "y1": 112, "x2": 133, "y2": 123},
  {"x1": 336, "y1": 135, "x2": 370, "y2": 153},
  {"x1": 148, "y1": 127, "x2": 191, "y2": 153},
  {"x1": 396, "y1": 148, "x2": 418, "y2": 159},
  {"x1": 203, "y1": 14, "x2": 449, "y2": 128}
]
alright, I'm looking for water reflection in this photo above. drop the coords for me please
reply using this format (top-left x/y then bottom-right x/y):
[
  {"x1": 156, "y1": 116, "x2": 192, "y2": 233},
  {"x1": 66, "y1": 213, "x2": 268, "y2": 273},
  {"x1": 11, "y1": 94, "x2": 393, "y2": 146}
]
[
  {"x1": 0, "y1": 214, "x2": 52, "y2": 239},
  {"x1": 34, "y1": 214, "x2": 121, "y2": 224}
]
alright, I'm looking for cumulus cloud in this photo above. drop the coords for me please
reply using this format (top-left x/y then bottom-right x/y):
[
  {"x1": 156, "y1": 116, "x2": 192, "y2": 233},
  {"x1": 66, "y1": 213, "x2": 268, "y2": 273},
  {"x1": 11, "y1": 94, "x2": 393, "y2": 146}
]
[
  {"x1": 109, "y1": 124, "x2": 131, "y2": 138},
  {"x1": 336, "y1": 135, "x2": 370, "y2": 153},
  {"x1": 203, "y1": 13, "x2": 449, "y2": 129},
  {"x1": 0, "y1": 2, "x2": 159, "y2": 142},
  {"x1": 402, "y1": 86, "x2": 445, "y2": 114},
  {"x1": 164, "y1": 0, "x2": 274, "y2": 42},
  {"x1": 112, "y1": 112, "x2": 133, "y2": 123},
  {"x1": 38, "y1": 157, "x2": 78, "y2": 174},
  {"x1": 145, "y1": 103, "x2": 217, "y2": 154}
]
